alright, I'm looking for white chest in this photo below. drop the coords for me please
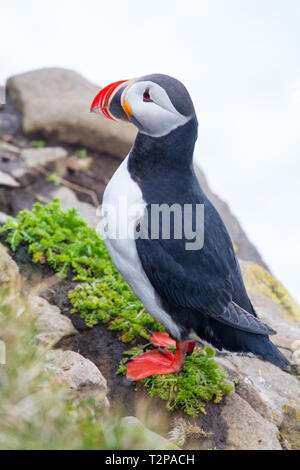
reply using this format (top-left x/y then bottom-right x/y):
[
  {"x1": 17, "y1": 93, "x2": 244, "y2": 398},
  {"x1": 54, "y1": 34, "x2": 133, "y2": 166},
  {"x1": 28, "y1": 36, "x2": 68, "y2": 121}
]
[
  {"x1": 102, "y1": 156, "x2": 146, "y2": 273},
  {"x1": 101, "y1": 155, "x2": 182, "y2": 340}
]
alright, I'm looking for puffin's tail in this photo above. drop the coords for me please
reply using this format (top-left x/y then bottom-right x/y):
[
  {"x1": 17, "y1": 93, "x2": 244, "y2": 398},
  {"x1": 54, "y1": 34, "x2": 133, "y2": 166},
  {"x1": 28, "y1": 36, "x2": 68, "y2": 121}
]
[{"x1": 248, "y1": 335, "x2": 291, "y2": 371}]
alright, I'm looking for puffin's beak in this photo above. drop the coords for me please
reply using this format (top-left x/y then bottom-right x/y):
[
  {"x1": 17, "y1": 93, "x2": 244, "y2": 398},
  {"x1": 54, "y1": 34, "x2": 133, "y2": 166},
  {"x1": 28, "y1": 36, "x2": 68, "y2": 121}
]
[{"x1": 90, "y1": 78, "x2": 135, "y2": 121}]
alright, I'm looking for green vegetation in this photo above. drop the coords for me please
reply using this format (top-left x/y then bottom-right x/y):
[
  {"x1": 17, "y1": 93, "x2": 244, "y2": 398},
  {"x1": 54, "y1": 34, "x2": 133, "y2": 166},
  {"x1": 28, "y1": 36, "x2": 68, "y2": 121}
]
[
  {"x1": 30, "y1": 140, "x2": 46, "y2": 148},
  {"x1": 0, "y1": 200, "x2": 233, "y2": 416},
  {"x1": 75, "y1": 148, "x2": 88, "y2": 159},
  {"x1": 0, "y1": 199, "x2": 163, "y2": 337},
  {"x1": 46, "y1": 172, "x2": 61, "y2": 186},
  {"x1": 0, "y1": 199, "x2": 107, "y2": 280},
  {"x1": 69, "y1": 281, "x2": 164, "y2": 339},
  {"x1": 118, "y1": 345, "x2": 233, "y2": 416}
]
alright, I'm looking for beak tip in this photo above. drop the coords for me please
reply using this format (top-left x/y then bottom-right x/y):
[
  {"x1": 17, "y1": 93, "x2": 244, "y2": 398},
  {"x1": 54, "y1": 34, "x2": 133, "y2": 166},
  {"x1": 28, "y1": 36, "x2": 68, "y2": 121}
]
[{"x1": 90, "y1": 79, "x2": 130, "y2": 121}]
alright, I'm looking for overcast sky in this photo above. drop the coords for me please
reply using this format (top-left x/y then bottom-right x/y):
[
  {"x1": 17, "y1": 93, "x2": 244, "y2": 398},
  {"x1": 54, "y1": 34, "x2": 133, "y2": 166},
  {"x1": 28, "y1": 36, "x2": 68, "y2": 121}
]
[{"x1": 1, "y1": 0, "x2": 299, "y2": 303}]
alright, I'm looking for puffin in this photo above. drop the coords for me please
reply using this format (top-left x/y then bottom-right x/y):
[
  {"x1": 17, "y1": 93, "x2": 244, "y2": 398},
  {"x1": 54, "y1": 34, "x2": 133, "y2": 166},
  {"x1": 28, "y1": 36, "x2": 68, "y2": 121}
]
[{"x1": 91, "y1": 73, "x2": 290, "y2": 381}]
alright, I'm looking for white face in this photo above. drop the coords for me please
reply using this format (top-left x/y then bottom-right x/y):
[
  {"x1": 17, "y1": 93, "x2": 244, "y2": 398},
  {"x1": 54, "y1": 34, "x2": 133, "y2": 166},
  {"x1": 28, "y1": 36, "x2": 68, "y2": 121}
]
[{"x1": 121, "y1": 80, "x2": 191, "y2": 138}]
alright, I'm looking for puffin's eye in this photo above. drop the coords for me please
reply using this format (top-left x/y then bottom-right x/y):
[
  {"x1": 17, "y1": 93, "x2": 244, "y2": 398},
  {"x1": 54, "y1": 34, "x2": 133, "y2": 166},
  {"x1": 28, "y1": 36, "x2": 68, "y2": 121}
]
[{"x1": 143, "y1": 89, "x2": 153, "y2": 102}]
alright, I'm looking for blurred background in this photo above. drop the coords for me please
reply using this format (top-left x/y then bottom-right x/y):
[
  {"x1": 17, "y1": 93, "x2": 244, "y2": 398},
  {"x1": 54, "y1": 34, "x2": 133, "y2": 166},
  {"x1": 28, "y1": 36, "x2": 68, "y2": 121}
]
[{"x1": 1, "y1": 0, "x2": 299, "y2": 302}]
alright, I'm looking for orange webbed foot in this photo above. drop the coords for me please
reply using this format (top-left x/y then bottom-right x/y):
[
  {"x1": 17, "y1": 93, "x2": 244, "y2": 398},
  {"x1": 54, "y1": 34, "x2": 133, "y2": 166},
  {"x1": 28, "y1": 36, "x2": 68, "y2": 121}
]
[{"x1": 126, "y1": 340, "x2": 186, "y2": 381}]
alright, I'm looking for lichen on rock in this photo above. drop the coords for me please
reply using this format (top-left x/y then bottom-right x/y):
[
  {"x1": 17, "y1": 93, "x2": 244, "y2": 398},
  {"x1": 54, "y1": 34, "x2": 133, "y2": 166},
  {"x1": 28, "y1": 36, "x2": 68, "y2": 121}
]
[{"x1": 241, "y1": 260, "x2": 300, "y2": 322}]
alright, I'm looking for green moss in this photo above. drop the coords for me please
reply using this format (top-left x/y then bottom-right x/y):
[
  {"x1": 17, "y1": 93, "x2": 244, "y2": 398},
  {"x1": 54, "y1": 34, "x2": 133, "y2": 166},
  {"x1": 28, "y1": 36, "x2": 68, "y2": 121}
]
[
  {"x1": 0, "y1": 199, "x2": 108, "y2": 280},
  {"x1": 47, "y1": 172, "x2": 61, "y2": 186},
  {"x1": 69, "y1": 280, "x2": 164, "y2": 339},
  {"x1": 0, "y1": 200, "x2": 233, "y2": 416},
  {"x1": 30, "y1": 140, "x2": 46, "y2": 148},
  {"x1": 118, "y1": 345, "x2": 233, "y2": 416},
  {"x1": 243, "y1": 262, "x2": 300, "y2": 322},
  {"x1": 75, "y1": 148, "x2": 88, "y2": 159}
]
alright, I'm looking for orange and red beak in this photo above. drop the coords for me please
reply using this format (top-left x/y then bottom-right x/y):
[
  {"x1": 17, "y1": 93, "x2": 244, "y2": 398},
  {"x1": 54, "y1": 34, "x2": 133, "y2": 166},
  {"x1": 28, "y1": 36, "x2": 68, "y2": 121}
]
[{"x1": 90, "y1": 79, "x2": 134, "y2": 121}]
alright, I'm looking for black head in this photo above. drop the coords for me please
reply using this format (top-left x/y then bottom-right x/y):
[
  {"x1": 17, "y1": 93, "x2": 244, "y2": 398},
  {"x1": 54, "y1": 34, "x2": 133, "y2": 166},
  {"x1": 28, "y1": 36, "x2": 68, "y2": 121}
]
[{"x1": 91, "y1": 73, "x2": 197, "y2": 137}]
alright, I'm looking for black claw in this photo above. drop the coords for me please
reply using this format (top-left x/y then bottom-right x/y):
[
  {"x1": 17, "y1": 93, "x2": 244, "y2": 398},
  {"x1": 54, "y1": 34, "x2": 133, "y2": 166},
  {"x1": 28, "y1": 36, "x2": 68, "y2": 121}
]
[
  {"x1": 158, "y1": 347, "x2": 167, "y2": 355},
  {"x1": 123, "y1": 376, "x2": 134, "y2": 386}
]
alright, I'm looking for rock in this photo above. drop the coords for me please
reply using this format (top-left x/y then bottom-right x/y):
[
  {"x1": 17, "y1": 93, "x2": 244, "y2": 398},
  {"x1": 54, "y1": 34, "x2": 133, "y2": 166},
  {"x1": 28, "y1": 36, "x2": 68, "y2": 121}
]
[
  {"x1": 291, "y1": 340, "x2": 300, "y2": 352},
  {"x1": 291, "y1": 349, "x2": 300, "y2": 366},
  {"x1": 279, "y1": 404, "x2": 300, "y2": 449},
  {"x1": 0, "y1": 243, "x2": 20, "y2": 283},
  {"x1": 9, "y1": 181, "x2": 100, "y2": 227},
  {"x1": 7, "y1": 68, "x2": 136, "y2": 158},
  {"x1": 66, "y1": 155, "x2": 93, "y2": 172},
  {"x1": 0, "y1": 86, "x2": 5, "y2": 107},
  {"x1": 212, "y1": 258, "x2": 300, "y2": 449},
  {"x1": 0, "y1": 94, "x2": 22, "y2": 139},
  {"x1": 46, "y1": 349, "x2": 109, "y2": 407},
  {"x1": 1, "y1": 134, "x2": 14, "y2": 143},
  {"x1": 0, "y1": 141, "x2": 20, "y2": 154},
  {"x1": 216, "y1": 355, "x2": 300, "y2": 427},
  {"x1": 0, "y1": 211, "x2": 8, "y2": 225},
  {"x1": 221, "y1": 393, "x2": 282, "y2": 450},
  {"x1": 241, "y1": 260, "x2": 300, "y2": 323},
  {"x1": 49, "y1": 186, "x2": 99, "y2": 228},
  {"x1": 21, "y1": 147, "x2": 68, "y2": 177},
  {"x1": 119, "y1": 416, "x2": 179, "y2": 450},
  {"x1": 8, "y1": 165, "x2": 36, "y2": 187},
  {"x1": 194, "y1": 164, "x2": 269, "y2": 269},
  {"x1": 29, "y1": 295, "x2": 78, "y2": 348},
  {"x1": 243, "y1": 291, "x2": 300, "y2": 353},
  {"x1": 0, "y1": 170, "x2": 20, "y2": 187}
]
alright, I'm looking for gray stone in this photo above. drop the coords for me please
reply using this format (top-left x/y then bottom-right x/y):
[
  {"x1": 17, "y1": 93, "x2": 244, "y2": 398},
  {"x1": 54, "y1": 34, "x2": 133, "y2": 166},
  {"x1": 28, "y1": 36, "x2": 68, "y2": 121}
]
[
  {"x1": 29, "y1": 295, "x2": 78, "y2": 348},
  {"x1": 66, "y1": 155, "x2": 93, "y2": 172},
  {"x1": 216, "y1": 355, "x2": 300, "y2": 428},
  {"x1": 46, "y1": 349, "x2": 109, "y2": 407},
  {"x1": 221, "y1": 393, "x2": 282, "y2": 450},
  {"x1": 21, "y1": 147, "x2": 68, "y2": 176},
  {"x1": 7, "y1": 68, "x2": 136, "y2": 158},
  {"x1": 0, "y1": 170, "x2": 20, "y2": 187},
  {"x1": 0, "y1": 243, "x2": 19, "y2": 283},
  {"x1": 212, "y1": 258, "x2": 300, "y2": 449},
  {"x1": 291, "y1": 349, "x2": 300, "y2": 366},
  {"x1": 0, "y1": 140, "x2": 20, "y2": 154},
  {"x1": 8, "y1": 165, "x2": 36, "y2": 186},
  {"x1": 291, "y1": 340, "x2": 300, "y2": 352},
  {"x1": 49, "y1": 186, "x2": 99, "y2": 228}
]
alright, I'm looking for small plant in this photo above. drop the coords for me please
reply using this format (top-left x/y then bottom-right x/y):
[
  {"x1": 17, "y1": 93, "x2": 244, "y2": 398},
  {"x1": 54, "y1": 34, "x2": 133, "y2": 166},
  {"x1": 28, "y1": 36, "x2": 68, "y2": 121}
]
[
  {"x1": 75, "y1": 148, "x2": 88, "y2": 159},
  {"x1": 0, "y1": 199, "x2": 105, "y2": 279},
  {"x1": 69, "y1": 281, "x2": 163, "y2": 338},
  {"x1": 30, "y1": 140, "x2": 46, "y2": 148},
  {"x1": 118, "y1": 345, "x2": 233, "y2": 416},
  {"x1": 46, "y1": 172, "x2": 61, "y2": 186}
]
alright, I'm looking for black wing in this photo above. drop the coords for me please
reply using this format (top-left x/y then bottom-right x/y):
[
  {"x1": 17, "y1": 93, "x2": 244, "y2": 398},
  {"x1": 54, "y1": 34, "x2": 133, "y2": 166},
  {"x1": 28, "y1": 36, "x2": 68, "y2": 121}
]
[{"x1": 135, "y1": 204, "x2": 276, "y2": 336}]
